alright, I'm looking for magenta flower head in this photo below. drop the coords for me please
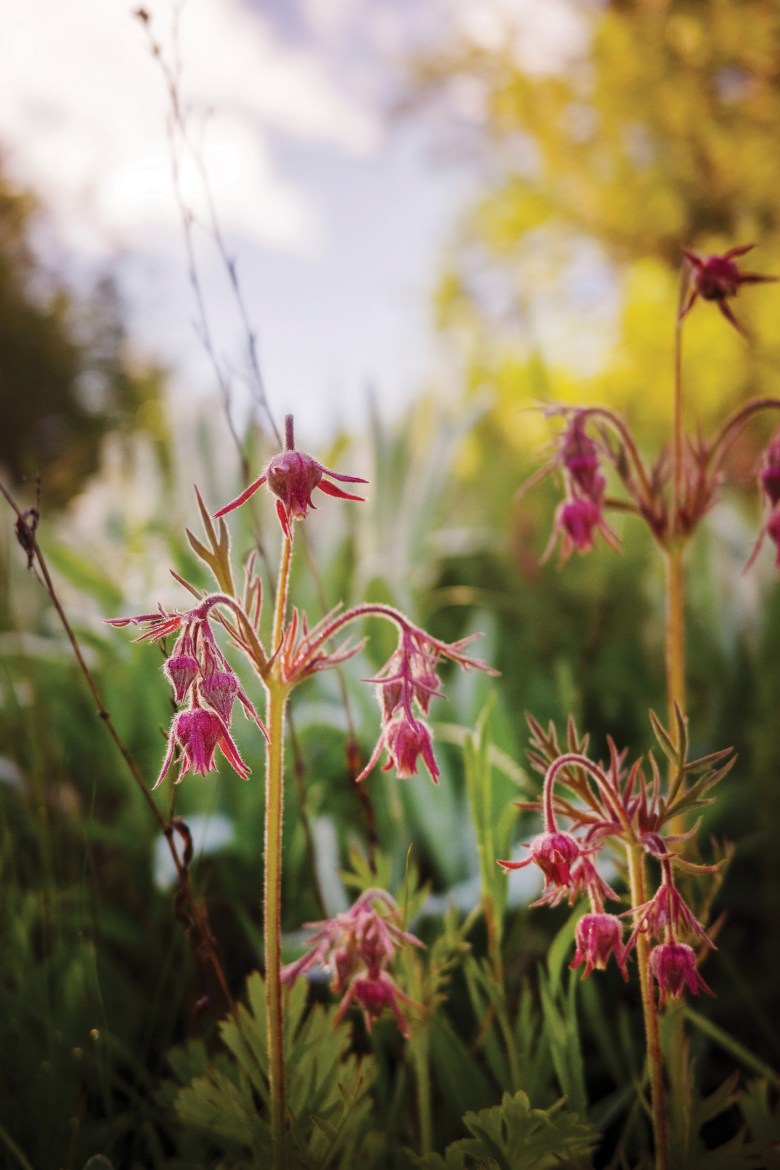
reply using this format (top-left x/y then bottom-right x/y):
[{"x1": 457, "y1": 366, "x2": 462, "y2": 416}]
[
  {"x1": 650, "y1": 942, "x2": 714, "y2": 1007},
  {"x1": 155, "y1": 707, "x2": 250, "y2": 789},
  {"x1": 199, "y1": 668, "x2": 239, "y2": 724},
  {"x1": 570, "y1": 913, "x2": 627, "y2": 981},
  {"x1": 680, "y1": 243, "x2": 776, "y2": 335},
  {"x1": 499, "y1": 830, "x2": 582, "y2": 905},
  {"x1": 335, "y1": 969, "x2": 417, "y2": 1038},
  {"x1": 163, "y1": 652, "x2": 200, "y2": 704},
  {"x1": 544, "y1": 498, "x2": 620, "y2": 565},
  {"x1": 560, "y1": 414, "x2": 605, "y2": 504},
  {"x1": 767, "y1": 509, "x2": 780, "y2": 565},
  {"x1": 214, "y1": 415, "x2": 367, "y2": 537},
  {"x1": 281, "y1": 889, "x2": 422, "y2": 1035},
  {"x1": 356, "y1": 713, "x2": 440, "y2": 784},
  {"x1": 760, "y1": 431, "x2": 780, "y2": 509}
]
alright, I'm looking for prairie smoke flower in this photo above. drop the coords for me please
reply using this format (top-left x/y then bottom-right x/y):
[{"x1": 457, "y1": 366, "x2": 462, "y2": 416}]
[
  {"x1": 155, "y1": 707, "x2": 250, "y2": 788},
  {"x1": 760, "y1": 431, "x2": 780, "y2": 509},
  {"x1": 560, "y1": 413, "x2": 606, "y2": 505},
  {"x1": 214, "y1": 416, "x2": 367, "y2": 537},
  {"x1": 357, "y1": 713, "x2": 440, "y2": 784},
  {"x1": 335, "y1": 969, "x2": 417, "y2": 1037},
  {"x1": 650, "y1": 942, "x2": 714, "y2": 1007},
  {"x1": 281, "y1": 889, "x2": 422, "y2": 1036},
  {"x1": 626, "y1": 880, "x2": 715, "y2": 952},
  {"x1": 544, "y1": 498, "x2": 620, "y2": 565},
  {"x1": 163, "y1": 652, "x2": 200, "y2": 704},
  {"x1": 570, "y1": 913, "x2": 627, "y2": 980},
  {"x1": 109, "y1": 598, "x2": 267, "y2": 787},
  {"x1": 499, "y1": 830, "x2": 582, "y2": 905},
  {"x1": 358, "y1": 624, "x2": 494, "y2": 784},
  {"x1": 680, "y1": 244, "x2": 776, "y2": 335},
  {"x1": 199, "y1": 668, "x2": 239, "y2": 725},
  {"x1": 767, "y1": 510, "x2": 780, "y2": 565}
]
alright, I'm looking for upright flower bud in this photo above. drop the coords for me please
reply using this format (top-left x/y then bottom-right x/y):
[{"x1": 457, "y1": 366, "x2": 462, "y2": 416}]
[
  {"x1": 680, "y1": 243, "x2": 776, "y2": 334},
  {"x1": 214, "y1": 415, "x2": 367, "y2": 536}
]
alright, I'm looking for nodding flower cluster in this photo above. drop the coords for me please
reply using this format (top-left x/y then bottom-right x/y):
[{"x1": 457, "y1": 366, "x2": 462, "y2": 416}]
[
  {"x1": 358, "y1": 626, "x2": 486, "y2": 784},
  {"x1": 529, "y1": 245, "x2": 780, "y2": 571},
  {"x1": 543, "y1": 413, "x2": 620, "y2": 564},
  {"x1": 281, "y1": 889, "x2": 422, "y2": 1036},
  {"x1": 499, "y1": 741, "x2": 725, "y2": 1007},
  {"x1": 107, "y1": 597, "x2": 266, "y2": 788}
]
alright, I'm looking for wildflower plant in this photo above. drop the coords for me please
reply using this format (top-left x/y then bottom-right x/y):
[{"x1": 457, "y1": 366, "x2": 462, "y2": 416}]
[
  {"x1": 509, "y1": 244, "x2": 780, "y2": 1170},
  {"x1": 109, "y1": 412, "x2": 493, "y2": 1169}
]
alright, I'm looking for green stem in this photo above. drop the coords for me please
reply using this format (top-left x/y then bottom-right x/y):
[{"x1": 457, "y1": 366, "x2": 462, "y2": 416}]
[
  {"x1": 664, "y1": 547, "x2": 686, "y2": 732},
  {"x1": 411, "y1": 1026, "x2": 433, "y2": 1156},
  {"x1": 627, "y1": 845, "x2": 668, "y2": 1170},
  {"x1": 265, "y1": 531, "x2": 294, "y2": 1169},
  {"x1": 265, "y1": 678, "x2": 289, "y2": 1169}
]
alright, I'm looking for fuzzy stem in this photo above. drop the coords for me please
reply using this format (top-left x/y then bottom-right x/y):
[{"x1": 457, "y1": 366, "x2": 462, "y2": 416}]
[
  {"x1": 265, "y1": 678, "x2": 289, "y2": 1170},
  {"x1": 265, "y1": 532, "x2": 294, "y2": 1169},
  {"x1": 627, "y1": 844, "x2": 669, "y2": 1170},
  {"x1": 664, "y1": 549, "x2": 686, "y2": 734},
  {"x1": 273, "y1": 535, "x2": 293, "y2": 652},
  {"x1": 673, "y1": 318, "x2": 684, "y2": 517}
]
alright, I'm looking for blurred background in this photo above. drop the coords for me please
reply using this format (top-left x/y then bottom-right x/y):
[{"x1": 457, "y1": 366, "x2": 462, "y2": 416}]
[{"x1": 3, "y1": 1, "x2": 780, "y2": 1166}]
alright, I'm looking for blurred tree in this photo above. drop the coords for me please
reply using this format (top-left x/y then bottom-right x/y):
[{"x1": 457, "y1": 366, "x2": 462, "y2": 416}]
[
  {"x1": 416, "y1": 0, "x2": 780, "y2": 438},
  {"x1": 0, "y1": 159, "x2": 169, "y2": 511}
]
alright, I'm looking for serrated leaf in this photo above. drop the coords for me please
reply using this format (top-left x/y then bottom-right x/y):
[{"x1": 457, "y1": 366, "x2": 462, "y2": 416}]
[{"x1": 411, "y1": 1091, "x2": 598, "y2": 1170}]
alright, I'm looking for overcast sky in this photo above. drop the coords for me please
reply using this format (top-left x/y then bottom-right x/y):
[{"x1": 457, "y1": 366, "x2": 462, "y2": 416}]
[{"x1": 1, "y1": 0, "x2": 584, "y2": 447}]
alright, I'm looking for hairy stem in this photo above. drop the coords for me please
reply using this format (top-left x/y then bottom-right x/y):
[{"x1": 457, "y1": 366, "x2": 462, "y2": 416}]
[
  {"x1": 265, "y1": 530, "x2": 294, "y2": 1168},
  {"x1": 264, "y1": 677, "x2": 289, "y2": 1169},
  {"x1": 627, "y1": 845, "x2": 669, "y2": 1170},
  {"x1": 664, "y1": 548, "x2": 686, "y2": 733}
]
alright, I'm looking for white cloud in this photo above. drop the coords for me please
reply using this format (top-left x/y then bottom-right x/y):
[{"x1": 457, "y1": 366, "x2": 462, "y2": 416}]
[
  {"x1": 0, "y1": 0, "x2": 380, "y2": 256},
  {"x1": 448, "y1": 0, "x2": 587, "y2": 75}
]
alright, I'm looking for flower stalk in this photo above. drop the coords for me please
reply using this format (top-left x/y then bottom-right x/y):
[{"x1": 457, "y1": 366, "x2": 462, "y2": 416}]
[
  {"x1": 627, "y1": 843, "x2": 669, "y2": 1170},
  {"x1": 264, "y1": 674, "x2": 290, "y2": 1169}
]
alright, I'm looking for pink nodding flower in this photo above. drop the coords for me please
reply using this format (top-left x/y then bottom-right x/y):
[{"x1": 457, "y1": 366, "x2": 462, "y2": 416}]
[
  {"x1": 163, "y1": 653, "x2": 200, "y2": 704},
  {"x1": 154, "y1": 707, "x2": 250, "y2": 789},
  {"x1": 499, "y1": 830, "x2": 582, "y2": 905},
  {"x1": 214, "y1": 416, "x2": 367, "y2": 537},
  {"x1": 767, "y1": 509, "x2": 780, "y2": 565},
  {"x1": 570, "y1": 913, "x2": 628, "y2": 981},
  {"x1": 199, "y1": 668, "x2": 239, "y2": 724},
  {"x1": 357, "y1": 713, "x2": 440, "y2": 784},
  {"x1": 335, "y1": 969, "x2": 417, "y2": 1038},
  {"x1": 760, "y1": 431, "x2": 780, "y2": 509},
  {"x1": 281, "y1": 889, "x2": 422, "y2": 1035},
  {"x1": 625, "y1": 880, "x2": 715, "y2": 954},
  {"x1": 544, "y1": 498, "x2": 620, "y2": 565},
  {"x1": 650, "y1": 942, "x2": 714, "y2": 1007},
  {"x1": 680, "y1": 244, "x2": 776, "y2": 335},
  {"x1": 560, "y1": 414, "x2": 605, "y2": 504}
]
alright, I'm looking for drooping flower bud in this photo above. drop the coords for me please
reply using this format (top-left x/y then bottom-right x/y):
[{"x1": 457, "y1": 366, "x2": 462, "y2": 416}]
[
  {"x1": 199, "y1": 668, "x2": 239, "y2": 724},
  {"x1": 570, "y1": 913, "x2": 627, "y2": 980},
  {"x1": 649, "y1": 942, "x2": 714, "y2": 1007},
  {"x1": 382, "y1": 715, "x2": 440, "y2": 783},
  {"x1": 760, "y1": 432, "x2": 780, "y2": 509},
  {"x1": 163, "y1": 653, "x2": 200, "y2": 704}
]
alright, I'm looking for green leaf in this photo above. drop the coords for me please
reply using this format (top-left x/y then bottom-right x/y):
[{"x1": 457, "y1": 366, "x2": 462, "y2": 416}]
[{"x1": 411, "y1": 1091, "x2": 598, "y2": 1170}]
